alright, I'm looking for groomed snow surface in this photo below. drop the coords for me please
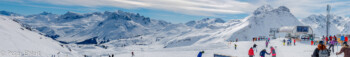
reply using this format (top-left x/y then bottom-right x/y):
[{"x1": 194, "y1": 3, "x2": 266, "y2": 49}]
[{"x1": 114, "y1": 38, "x2": 345, "y2": 57}]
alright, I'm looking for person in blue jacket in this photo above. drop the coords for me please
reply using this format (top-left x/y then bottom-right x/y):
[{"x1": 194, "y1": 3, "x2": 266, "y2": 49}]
[
  {"x1": 197, "y1": 51, "x2": 204, "y2": 57},
  {"x1": 260, "y1": 49, "x2": 270, "y2": 57}
]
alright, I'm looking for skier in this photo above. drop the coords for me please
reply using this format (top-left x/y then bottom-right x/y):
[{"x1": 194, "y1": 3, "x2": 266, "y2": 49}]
[
  {"x1": 345, "y1": 36, "x2": 348, "y2": 42},
  {"x1": 329, "y1": 40, "x2": 336, "y2": 53},
  {"x1": 334, "y1": 35, "x2": 338, "y2": 46},
  {"x1": 311, "y1": 40, "x2": 314, "y2": 45},
  {"x1": 330, "y1": 35, "x2": 333, "y2": 41},
  {"x1": 253, "y1": 44, "x2": 258, "y2": 52},
  {"x1": 326, "y1": 36, "x2": 329, "y2": 45},
  {"x1": 197, "y1": 51, "x2": 204, "y2": 57},
  {"x1": 289, "y1": 38, "x2": 292, "y2": 45},
  {"x1": 259, "y1": 49, "x2": 270, "y2": 57},
  {"x1": 132, "y1": 51, "x2": 134, "y2": 57},
  {"x1": 266, "y1": 40, "x2": 269, "y2": 48},
  {"x1": 287, "y1": 39, "x2": 291, "y2": 46},
  {"x1": 342, "y1": 36, "x2": 345, "y2": 42},
  {"x1": 336, "y1": 42, "x2": 350, "y2": 57},
  {"x1": 334, "y1": 35, "x2": 338, "y2": 42},
  {"x1": 270, "y1": 46, "x2": 276, "y2": 57},
  {"x1": 283, "y1": 39, "x2": 286, "y2": 46},
  {"x1": 248, "y1": 47, "x2": 254, "y2": 57},
  {"x1": 294, "y1": 39, "x2": 296, "y2": 46},
  {"x1": 253, "y1": 38, "x2": 255, "y2": 42},
  {"x1": 236, "y1": 38, "x2": 238, "y2": 42},
  {"x1": 234, "y1": 44, "x2": 237, "y2": 50},
  {"x1": 312, "y1": 41, "x2": 330, "y2": 57}
]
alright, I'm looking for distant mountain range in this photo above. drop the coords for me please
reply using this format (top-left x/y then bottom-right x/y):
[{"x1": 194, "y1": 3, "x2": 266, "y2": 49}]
[{"x1": 1, "y1": 5, "x2": 350, "y2": 48}]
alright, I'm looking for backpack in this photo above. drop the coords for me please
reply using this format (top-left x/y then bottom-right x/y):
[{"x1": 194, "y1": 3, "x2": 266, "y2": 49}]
[{"x1": 318, "y1": 49, "x2": 329, "y2": 57}]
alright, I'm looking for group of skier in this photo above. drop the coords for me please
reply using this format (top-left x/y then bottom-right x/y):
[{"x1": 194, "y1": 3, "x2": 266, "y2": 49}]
[
  {"x1": 311, "y1": 41, "x2": 350, "y2": 57},
  {"x1": 248, "y1": 46, "x2": 276, "y2": 57},
  {"x1": 196, "y1": 35, "x2": 350, "y2": 57},
  {"x1": 310, "y1": 35, "x2": 350, "y2": 57},
  {"x1": 249, "y1": 38, "x2": 276, "y2": 57},
  {"x1": 282, "y1": 38, "x2": 296, "y2": 46},
  {"x1": 252, "y1": 37, "x2": 268, "y2": 42}
]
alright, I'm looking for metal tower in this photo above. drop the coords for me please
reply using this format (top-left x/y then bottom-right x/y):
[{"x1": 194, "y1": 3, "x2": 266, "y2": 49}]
[{"x1": 326, "y1": 4, "x2": 331, "y2": 37}]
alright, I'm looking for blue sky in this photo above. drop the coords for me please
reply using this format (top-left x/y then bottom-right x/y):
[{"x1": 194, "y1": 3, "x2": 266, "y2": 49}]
[{"x1": 1, "y1": 0, "x2": 349, "y2": 23}]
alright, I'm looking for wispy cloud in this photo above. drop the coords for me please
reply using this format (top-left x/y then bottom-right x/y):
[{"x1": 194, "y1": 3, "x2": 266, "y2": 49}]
[
  {"x1": 23, "y1": 0, "x2": 255, "y2": 16},
  {"x1": 8, "y1": 0, "x2": 350, "y2": 18}
]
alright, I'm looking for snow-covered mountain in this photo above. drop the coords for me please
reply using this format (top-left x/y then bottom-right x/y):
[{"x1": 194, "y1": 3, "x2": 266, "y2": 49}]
[
  {"x1": 342, "y1": 22, "x2": 350, "y2": 33},
  {"x1": 15, "y1": 11, "x2": 172, "y2": 44},
  {"x1": 299, "y1": 14, "x2": 349, "y2": 36},
  {"x1": 185, "y1": 18, "x2": 226, "y2": 29},
  {"x1": 158, "y1": 5, "x2": 305, "y2": 48},
  {"x1": 222, "y1": 5, "x2": 303, "y2": 41},
  {"x1": 0, "y1": 15, "x2": 75, "y2": 57},
  {"x1": 10, "y1": 5, "x2": 307, "y2": 48}
]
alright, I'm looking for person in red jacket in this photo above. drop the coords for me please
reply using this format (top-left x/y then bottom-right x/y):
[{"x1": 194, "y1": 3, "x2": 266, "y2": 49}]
[
  {"x1": 345, "y1": 36, "x2": 349, "y2": 42},
  {"x1": 248, "y1": 47, "x2": 254, "y2": 57},
  {"x1": 330, "y1": 35, "x2": 333, "y2": 41},
  {"x1": 334, "y1": 35, "x2": 338, "y2": 41},
  {"x1": 311, "y1": 41, "x2": 314, "y2": 45},
  {"x1": 294, "y1": 39, "x2": 296, "y2": 46},
  {"x1": 270, "y1": 46, "x2": 276, "y2": 57},
  {"x1": 326, "y1": 37, "x2": 329, "y2": 45}
]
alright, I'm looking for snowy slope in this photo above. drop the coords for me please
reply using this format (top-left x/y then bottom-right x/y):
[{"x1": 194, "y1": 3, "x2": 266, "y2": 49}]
[
  {"x1": 114, "y1": 38, "x2": 345, "y2": 57},
  {"x1": 0, "y1": 15, "x2": 75, "y2": 57}
]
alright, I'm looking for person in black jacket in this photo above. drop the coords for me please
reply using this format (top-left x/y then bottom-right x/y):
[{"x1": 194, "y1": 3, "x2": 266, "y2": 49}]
[{"x1": 253, "y1": 44, "x2": 258, "y2": 52}]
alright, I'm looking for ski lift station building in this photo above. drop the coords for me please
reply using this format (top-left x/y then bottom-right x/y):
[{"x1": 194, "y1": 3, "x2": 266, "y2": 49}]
[{"x1": 270, "y1": 26, "x2": 314, "y2": 39}]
